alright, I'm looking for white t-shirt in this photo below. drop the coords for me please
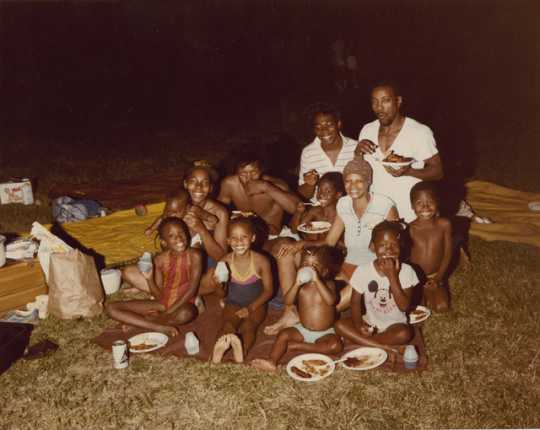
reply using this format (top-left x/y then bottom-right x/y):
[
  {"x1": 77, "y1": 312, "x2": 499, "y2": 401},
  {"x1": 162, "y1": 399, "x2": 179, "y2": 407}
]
[
  {"x1": 358, "y1": 117, "x2": 438, "y2": 222},
  {"x1": 298, "y1": 134, "x2": 357, "y2": 186},
  {"x1": 350, "y1": 261, "x2": 418, "y2": 332},
  {"x1": 336, "y1": 193, "x2": 395, "y2": 266}
]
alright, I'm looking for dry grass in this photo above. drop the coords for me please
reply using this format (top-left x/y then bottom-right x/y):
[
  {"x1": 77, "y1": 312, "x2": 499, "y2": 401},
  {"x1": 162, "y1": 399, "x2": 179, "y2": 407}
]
[{"x1": 1, "y1": 128, "x2": 539, "y2": 429}]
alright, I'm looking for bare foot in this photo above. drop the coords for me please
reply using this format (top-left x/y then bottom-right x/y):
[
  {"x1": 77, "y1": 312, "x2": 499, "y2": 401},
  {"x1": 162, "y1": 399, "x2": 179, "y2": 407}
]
[
  {"x1": 212, "y1": 334, "x2": 231, "y2": 364},
  {"x1": 219, "y1": 299, "x2": 226, "y2": 309},
  {"x1": 228, "y1": 334, "x2": 244, "y2": 363},
  {"x1": 251, "y1": 358, "x2": 278, "y2": 373},
  {"x1": 263, "y1": 307, "x2": 299, "y2": 336},
  {"x1": 195, "y1": 296, "x2": 206, "y2": 314}
]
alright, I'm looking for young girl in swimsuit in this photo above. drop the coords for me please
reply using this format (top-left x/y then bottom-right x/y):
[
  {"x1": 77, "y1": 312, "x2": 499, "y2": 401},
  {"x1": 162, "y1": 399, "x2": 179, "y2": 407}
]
[
  {"x1": 106, "y1": 217, "x2": 203, "y2": 337},
  {"x1": 211, "y1": 216, "x2": 273, "y2": 364}
]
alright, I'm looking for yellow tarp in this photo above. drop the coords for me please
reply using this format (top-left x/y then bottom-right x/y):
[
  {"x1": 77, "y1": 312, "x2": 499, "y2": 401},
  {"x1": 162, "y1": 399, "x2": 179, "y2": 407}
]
[
  {"x1": 466, "y1": 180, "x2": 540, "y2": 248},
  {"x1": 60, "y1": 202, "x2": 166, "y2": 266}
]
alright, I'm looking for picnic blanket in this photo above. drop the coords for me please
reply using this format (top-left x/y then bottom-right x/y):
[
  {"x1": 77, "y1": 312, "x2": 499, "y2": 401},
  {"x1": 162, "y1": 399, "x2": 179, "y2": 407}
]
[
  {"x1": 466, "y1": 180, "x2": 540, "y2": 248},
  {"x1": 93, "y1": 294, "x2": 428, "y2": 373},
  {"x1": 58, "y1": 202, "x2": 165, "y2": 267},
  {"x1": 48, "y1": 173, "x2": 183, "y2": 211}
]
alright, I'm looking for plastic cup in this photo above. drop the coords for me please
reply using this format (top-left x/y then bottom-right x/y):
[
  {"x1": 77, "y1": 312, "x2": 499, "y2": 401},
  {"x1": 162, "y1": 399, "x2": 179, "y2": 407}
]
[
  {"x1": 214, "y1": 261, "x2": 229, "y2": 283},
  {"x1": 296, "y1": 266, "x2": 315, "y2": 284}
]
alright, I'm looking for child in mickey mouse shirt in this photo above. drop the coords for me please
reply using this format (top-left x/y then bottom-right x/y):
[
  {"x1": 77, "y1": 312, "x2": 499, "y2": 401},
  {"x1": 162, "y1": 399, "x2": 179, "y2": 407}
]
[{"x1": 335, "y1": 220, "x2": 418, "y2": 354}]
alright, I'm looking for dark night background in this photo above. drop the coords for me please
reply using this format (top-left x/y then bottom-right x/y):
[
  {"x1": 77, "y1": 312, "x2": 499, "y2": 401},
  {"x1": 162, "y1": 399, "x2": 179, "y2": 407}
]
[{"x1": 0, "y1": 0, "x2": 538, "y2": 177}]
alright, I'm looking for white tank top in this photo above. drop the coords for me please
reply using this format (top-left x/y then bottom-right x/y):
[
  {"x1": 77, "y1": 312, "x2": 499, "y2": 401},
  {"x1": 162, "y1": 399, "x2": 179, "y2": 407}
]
[{"x1": 336, "y1": 193, "x2": 395, "y2": 266}]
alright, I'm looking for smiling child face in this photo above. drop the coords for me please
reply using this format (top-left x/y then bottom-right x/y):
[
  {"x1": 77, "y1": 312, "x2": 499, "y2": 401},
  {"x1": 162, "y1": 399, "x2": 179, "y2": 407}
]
[{"x1": 161, "y1": 222, "x2": 188, "y2": 254}]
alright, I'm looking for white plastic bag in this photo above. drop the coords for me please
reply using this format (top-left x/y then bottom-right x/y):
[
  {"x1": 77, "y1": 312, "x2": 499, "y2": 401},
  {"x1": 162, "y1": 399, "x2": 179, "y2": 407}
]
[{"x1": 30, "y1": 222, "x2": 72, "y2": 282}]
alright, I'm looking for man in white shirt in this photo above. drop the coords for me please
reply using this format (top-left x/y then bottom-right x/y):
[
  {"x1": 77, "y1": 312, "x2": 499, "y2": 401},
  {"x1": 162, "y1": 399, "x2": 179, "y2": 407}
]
[
  {"x1": 298, "y1": 103, "x2": 357, "y2": 202},
  {"x1": 355, "y1": 82, "x2": 443, "y2": 222}
]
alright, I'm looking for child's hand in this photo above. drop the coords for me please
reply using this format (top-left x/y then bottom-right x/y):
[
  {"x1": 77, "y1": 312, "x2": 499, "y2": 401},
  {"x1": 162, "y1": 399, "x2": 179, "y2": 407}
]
[
  {"x1": 184, "y1": 210, "x2": 205, "y2": 232},
  {"x1": 235, "y1": 307, "x2": 249, "y2": 319},
  {"x1": 303, "y1": 170, "x2": 319, "y2": 187},
  {"x1": 378, "y1": 257, "x2": 399, "y2": 279},
  {"x1": 141, "y1": 270, "x2": 153, "y2": 282},
  {"x1": 144, "y1": 227, "x2": 153, "y2": 237}
]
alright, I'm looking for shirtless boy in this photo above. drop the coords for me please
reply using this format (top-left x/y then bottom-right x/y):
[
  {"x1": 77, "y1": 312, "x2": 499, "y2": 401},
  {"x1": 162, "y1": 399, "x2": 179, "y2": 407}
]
[
  {"x1": 251, "y1": 246, "x2": 344, "y2": 372},
  {"x1": 409, "y1": 181, "x2": 452, "y2": 312},
  {"x1": 335, "y1": 221, "x2": 417, "y2": 354},
  {"x1": 218, "y1": 152, "x2": 301, "y2": 236}
]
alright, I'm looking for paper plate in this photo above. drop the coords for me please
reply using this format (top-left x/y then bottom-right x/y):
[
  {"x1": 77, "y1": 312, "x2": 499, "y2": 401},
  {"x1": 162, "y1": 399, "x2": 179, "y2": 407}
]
[
  {"x1": 409, "y1": 305, "x2": 431, "y2": 324},
  {"x1": 128, "y1": 332, "x2": 169, "y2": 354},
  {"x1": 297, "y1": 221, "x2": 332, "y2": 234},
  {"x1": 341, "y1": 347, "x2": 388, "y2": 371},
  {"x1": 286, "y1": 353, "x2": 335, "y2": 382},
  {"x1": 381, "y1": 160, "x2": 414, "y2": 168}
]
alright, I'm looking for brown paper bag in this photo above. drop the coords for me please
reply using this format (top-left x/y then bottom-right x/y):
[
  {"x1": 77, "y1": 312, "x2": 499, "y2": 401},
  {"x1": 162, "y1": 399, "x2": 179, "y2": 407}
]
[{"x1": 48, "y1": 250, "x2": 104, "y2": 319}]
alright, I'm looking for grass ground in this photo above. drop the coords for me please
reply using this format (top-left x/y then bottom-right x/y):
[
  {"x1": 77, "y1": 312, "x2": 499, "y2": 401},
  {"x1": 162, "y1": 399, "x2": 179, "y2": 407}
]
[{"x1": 0, "y1": 123, "x2": 539, "y2": 429}]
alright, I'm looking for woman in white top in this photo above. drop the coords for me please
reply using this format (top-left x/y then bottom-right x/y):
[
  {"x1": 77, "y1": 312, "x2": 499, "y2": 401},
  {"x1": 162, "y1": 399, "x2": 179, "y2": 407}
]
[{"x1": 278, "y1": 156, "x2": 399, "y2": 311}]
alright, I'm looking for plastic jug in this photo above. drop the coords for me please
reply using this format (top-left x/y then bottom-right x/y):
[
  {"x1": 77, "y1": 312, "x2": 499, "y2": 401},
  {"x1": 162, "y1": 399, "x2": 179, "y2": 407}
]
[
  {"x1": 137, "y1": 252, "x2": 153, "y2": 273},
  {"x1": 184, "y1": 331, "x2": 200, "y2": 355},
  {"x1": 214, "y1": 261, "x2": 229, "y2": 283},
  {"x1": 403, "y1": 345, "x2": 419, "y2": 370}
]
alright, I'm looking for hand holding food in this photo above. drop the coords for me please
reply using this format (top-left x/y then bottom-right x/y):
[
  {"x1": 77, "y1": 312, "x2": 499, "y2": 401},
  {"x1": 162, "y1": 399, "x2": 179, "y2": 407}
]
[
  {"x1": 355, "y1": 139, "x2": 377, "y2": 156},
  {"x1": 378, "y1": 256, "x2": 399, "y2": 279}
]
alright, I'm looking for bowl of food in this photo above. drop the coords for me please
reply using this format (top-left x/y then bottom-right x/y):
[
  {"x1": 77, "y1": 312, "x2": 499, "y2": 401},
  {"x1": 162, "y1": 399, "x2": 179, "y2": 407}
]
[{"x1": 100, "y1": 268, "x2": 122, "y2": 295}]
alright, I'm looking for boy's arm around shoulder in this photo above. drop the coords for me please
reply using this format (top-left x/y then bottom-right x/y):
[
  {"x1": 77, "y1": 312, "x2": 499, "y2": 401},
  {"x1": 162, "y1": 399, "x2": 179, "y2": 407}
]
[{"x1": 248, "y1": 252, "x2": 274, "y2": 313}]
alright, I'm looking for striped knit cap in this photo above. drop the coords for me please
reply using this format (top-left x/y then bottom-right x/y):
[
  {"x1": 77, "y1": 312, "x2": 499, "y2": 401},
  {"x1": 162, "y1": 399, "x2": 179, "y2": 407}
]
[{"x1": 343, "y1": 156, "x2": 373, "y2": 184}]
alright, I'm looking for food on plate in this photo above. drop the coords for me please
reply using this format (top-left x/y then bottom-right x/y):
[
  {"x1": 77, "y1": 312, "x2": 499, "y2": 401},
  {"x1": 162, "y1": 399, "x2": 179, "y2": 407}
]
[
  {"x1": 411, "y1": 309, "x2": 427, "y2": 317},
  {"x1": 291, "y1": 366, "x2": 312, "y2": 379},
  {"x1": 383, "y1": 151, "x2": 414, "y2": 163},
  {"x1": 344, "y1": 356, "x2": 372, "y2": 368},
  {"x1": 130, "y1": 343, "x2": 157, "y2": 351},
  {"x1": 302, "y1": 360, "x2": 330, "y2": 376},
  {"x1": 304, "y1": 359, "x2": 327, "y2": 367}
]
